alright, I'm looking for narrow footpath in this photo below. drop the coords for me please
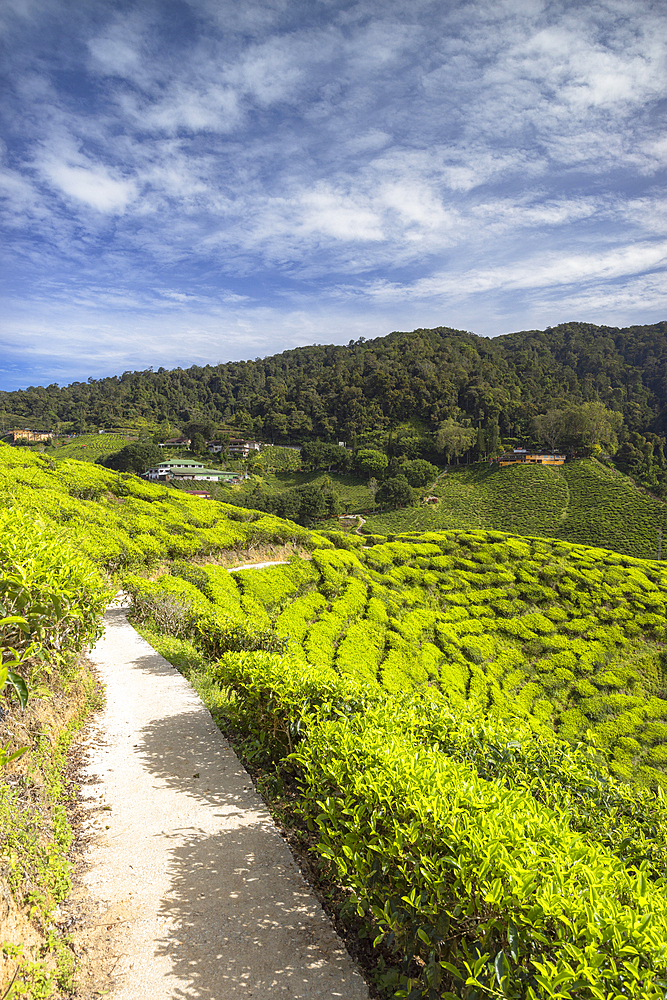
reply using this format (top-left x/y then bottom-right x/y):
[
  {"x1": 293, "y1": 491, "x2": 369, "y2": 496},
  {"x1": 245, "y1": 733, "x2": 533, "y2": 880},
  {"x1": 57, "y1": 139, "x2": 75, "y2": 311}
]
[{"x1": 73, "y1": 597, "x2": 369, "y2": 999}]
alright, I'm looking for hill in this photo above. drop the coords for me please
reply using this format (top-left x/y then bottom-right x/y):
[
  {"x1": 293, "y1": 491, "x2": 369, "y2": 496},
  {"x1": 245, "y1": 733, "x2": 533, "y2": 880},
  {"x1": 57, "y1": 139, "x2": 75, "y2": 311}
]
[
  {"x1": 128, "y1": 529, "x2": 667, "y2": 997},
  {"x1": 363, "y1": 459, "x2": 667, "y2": 560},
  {"x1": 126, "y1": 529, "x2": 667, "y2": 790},
  {"x1": 0, "y1": 442, "x2": 312, "y2": 571},
  {"x1": 3, "y1": 444, "x2": 667, "y2": 995},
  {"x1": 1, "y1": 320, "x2": 667, "y2": 444}
]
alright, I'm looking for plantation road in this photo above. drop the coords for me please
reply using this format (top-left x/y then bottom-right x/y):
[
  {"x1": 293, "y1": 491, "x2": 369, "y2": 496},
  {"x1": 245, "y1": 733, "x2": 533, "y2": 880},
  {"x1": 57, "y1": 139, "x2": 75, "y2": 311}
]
[{"x1": 75, "y1": 595, "x2": 369, "y2": 1000}]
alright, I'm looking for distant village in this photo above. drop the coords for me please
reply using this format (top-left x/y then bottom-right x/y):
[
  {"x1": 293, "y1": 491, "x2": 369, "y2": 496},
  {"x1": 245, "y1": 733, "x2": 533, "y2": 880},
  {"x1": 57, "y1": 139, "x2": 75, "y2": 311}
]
[{"x1": 4, "y1": 426, "x2": 565, "y2": 474}]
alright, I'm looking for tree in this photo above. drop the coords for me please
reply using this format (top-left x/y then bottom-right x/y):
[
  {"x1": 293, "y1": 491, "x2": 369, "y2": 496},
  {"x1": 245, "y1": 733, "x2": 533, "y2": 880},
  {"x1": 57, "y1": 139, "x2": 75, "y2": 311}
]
[
  {"x1": 400, "y1": 459, "x2": 439, "y2": 487},
  {"x1": 544, "y1": 402, "x2": 623, "y2": 456},
  {"x1": 355, "y1": 448, "x2": 388, "y2": 478},
  {"x1": 376, "y1": 475, "x2": 414, "y2": 509},
  {"x1": 301, "y1": 441, "x2": 352, "y2": 472},
  {"x1": 486, "y1": 417, "x2": 501, "y2": 458},
  {"x1": 435, "y1": 419, "x2": 476, "y2": 464},
  {"x1": 297, "y1": 484, "x2": 329, "y2": 524},
  {"x1": 183, "y1": 420, "x2": 215, "y2": 441},
  {"x1": 533, "y1": 410, "x2": 563, "y2": 451},
  {"x1": 190, "y1": 432, "x2": 207, "y2": 455},
  {"x1": 99, "y1": 442, "x2": 162, "y2": 473}
]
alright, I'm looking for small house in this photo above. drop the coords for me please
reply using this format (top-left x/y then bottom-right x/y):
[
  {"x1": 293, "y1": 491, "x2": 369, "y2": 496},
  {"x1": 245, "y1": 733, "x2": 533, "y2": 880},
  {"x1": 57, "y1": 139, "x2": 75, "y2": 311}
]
[
  {"x1": 228, "y1": 439, "x2": 261, "y2": 459},
  {"x1": 496, "y1": 449, "x2": 565, "y2": 467}
]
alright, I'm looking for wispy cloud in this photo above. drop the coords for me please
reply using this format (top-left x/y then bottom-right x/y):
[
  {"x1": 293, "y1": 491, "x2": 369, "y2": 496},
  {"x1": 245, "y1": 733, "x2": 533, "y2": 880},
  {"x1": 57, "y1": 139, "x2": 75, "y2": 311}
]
[{"x1": 1, "y1": 0, "x2": 666, "y2": 388}]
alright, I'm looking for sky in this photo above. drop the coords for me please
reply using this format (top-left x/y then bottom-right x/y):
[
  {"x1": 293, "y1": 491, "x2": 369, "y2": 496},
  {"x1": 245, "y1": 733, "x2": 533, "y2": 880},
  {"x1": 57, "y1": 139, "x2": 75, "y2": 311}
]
[{"x1": 1, "y1": 0, "x2": 666, "y2": 391}]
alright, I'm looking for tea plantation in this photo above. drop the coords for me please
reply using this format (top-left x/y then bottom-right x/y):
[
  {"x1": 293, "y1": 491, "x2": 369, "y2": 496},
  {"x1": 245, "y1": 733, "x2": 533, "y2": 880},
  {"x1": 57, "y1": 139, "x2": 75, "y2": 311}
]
[
  {"x1": 126, "y1": 533, "x2": 667, "y2": 998},
  {"x1": 0, "y1": 443, "x2": 313, "y2": 570},
  {"x1": 39, "y1": 432, "x2": 133, "y2": 462},
  {"x1": 365, "y1": 459, "x2": 667, "y2": 560},
  {"x1": 4, "y1": 441, "x2": 667, "y2": 998},
  {"x1": 126, "y1": 531, "x2": 667, "y2": 789}
]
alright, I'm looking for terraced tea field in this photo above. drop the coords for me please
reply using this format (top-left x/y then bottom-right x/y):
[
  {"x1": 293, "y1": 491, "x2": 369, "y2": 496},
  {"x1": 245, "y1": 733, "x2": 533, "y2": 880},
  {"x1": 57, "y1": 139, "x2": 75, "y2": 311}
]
[
  {"x1": 126, "y1": 529, "x2": 667, "y2": 789},
  {"x1": 6, "y1": 439, "x2": 667, "y2": 997},
  {"x1": 365, "y1": 459, "x2": 666, "y2": 560},
  {"x1": 43, "y1": 432, "x2": 134, "y2": 462},
  {"x1": 0, "y1": 443, "x2": 312, "y2": 569}
]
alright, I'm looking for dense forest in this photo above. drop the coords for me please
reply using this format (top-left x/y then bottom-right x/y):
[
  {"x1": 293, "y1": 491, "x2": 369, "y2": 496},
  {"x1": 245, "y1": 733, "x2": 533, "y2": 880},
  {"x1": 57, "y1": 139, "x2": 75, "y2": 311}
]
[{"x1": 2, "y1": 321, "x2": 667, "y2": 443}]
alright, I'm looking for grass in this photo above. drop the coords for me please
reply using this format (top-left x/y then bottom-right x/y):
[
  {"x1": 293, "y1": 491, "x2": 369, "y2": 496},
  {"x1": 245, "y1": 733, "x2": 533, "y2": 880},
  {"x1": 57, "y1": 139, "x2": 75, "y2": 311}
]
[{"x1": 0, "y1": 661, "x2": 103, "y2": 999}]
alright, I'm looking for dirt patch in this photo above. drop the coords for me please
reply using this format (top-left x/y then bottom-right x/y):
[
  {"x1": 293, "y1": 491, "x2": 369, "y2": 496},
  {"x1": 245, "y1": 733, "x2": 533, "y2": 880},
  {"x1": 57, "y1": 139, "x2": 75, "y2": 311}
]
[
  {"x1": 61, "y1": 892, "x2": 136, "y2": 999},
  {"x1": 58, "y1": 706, "x2": 134, "y2": 999}
]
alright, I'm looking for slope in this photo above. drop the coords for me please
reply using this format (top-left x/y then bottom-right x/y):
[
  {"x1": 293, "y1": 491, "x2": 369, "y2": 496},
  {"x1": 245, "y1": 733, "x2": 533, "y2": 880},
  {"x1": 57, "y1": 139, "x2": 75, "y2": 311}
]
[
  {"x1": 2, "y1": 320, "x2": 666, "y2": 441},
  {"x1": 364, "y1": 459, "x2": 666, "y2": 560}
]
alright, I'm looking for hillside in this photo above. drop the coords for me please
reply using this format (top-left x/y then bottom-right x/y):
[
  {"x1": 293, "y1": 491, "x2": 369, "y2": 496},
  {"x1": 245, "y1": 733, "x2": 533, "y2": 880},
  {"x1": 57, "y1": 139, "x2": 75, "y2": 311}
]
[
  {"x1": 363, "y1": 459, "x2": 667, "y2": 560},
  {"x1": 2, "y1": 320, "x2": 667, "y2": 443},
  {"x1": 41, "y1": 431, "x2": 136, "y2": 463},
  {"x1": 4, "y1": 444, "x2": 667, "y2": 996},
  {"x1": 126, "y1": 529, "x2": 667, "y2": 790},
  {"x1": 127, "y1": 530, "x2": 667, "y2": 997},
  {"x1": 0, "y1": 443, "x2": 313, "y2": 571}
]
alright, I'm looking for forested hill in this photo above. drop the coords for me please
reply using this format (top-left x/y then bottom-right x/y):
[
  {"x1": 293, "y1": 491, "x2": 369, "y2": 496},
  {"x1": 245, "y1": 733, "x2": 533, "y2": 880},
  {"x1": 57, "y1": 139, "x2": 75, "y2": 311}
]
[{"x1": 3, "y1": 320, "x2": 667, "y2": 441}]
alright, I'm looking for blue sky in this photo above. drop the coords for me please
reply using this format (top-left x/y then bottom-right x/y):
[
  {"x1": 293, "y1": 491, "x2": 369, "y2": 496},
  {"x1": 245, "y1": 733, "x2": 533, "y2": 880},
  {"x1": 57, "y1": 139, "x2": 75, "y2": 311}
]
[{"x1": 1, "y1": 0, "x2": 666, "y2": 391}]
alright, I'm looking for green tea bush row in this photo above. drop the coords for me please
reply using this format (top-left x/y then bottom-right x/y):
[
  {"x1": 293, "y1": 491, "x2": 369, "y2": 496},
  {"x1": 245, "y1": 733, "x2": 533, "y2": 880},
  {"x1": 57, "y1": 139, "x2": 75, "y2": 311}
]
[
  {"x1": 0, "y1": 444, "x2": 315, "y2": 573},
  {"x1": 186, "y1": 528, "x2": 667, "y2": 786},
  {"x1": 0, "y1": 509, "x2": 109, "y2": 694},
  {"x1": 364, "y1": 460, "x2": 667, "y2": 561},
  {"x1": 209, "y1": 644, "x2": 667, "y2": 999},
  {"x1": 296, "y1": 705, "x2": 667, "y2": 1000}
]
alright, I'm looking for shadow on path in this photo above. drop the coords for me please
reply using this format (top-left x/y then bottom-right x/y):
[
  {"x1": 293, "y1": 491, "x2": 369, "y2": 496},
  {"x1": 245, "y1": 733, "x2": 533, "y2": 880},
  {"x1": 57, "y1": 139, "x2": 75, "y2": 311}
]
[{"x1": 93, "y1": 613, "x2": 363, "y2": 999}]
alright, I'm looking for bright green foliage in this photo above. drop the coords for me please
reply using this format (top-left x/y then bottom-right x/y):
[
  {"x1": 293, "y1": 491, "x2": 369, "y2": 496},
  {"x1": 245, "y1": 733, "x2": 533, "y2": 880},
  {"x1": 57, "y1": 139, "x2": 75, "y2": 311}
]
[
  {"x1": 0, "y1": 509, "x2": 109, "y2": 696},
  {"x1": 295, "y1": 701, "x2": 667, "y2": 1000},
  {"x1": 43, "y1": 432, "x2": 133, "y2": 463},
  {"x1": 127, "y1": 521, "x2": 667, "y2": 788},
  {"x1": 205, "y1": 640, "x2": 667, "y2": 999},
  {"x1": 0, "y1": 443, "x2": 314, "y2": 572},
  {"x1": 8, "y1": 436, "x2": 667, "y2": 997},
  {"x1": 253, "y1": 446, "x2": 303, "y2": 473},
  {"x1": 365, "y1": 460, "x2": 667, "y2": 561},
  {"x1": 231, "y1": 559, "x2": 318, "y2": 613}
]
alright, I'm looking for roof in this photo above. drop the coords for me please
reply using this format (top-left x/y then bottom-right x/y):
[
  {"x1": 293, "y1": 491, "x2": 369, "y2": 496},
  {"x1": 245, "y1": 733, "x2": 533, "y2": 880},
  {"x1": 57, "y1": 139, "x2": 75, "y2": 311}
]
[
  {"x1": 157, "y1": 458, "x2": 205, "y2": 467},
  {"x1": 168, "y1": 466, "x2": 226, "y2": 475}
]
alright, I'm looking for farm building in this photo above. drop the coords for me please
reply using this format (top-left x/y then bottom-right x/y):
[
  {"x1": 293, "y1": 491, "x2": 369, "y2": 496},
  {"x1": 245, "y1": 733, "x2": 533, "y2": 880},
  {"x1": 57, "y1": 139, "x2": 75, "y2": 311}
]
[
  {"x1": 496, "y1": 449, "x2": 565, "y2": 467},
  {"x1": 228, "y1": 438, "x2": 261, "y2": 458},
  {"x1": 7, "y1": 429, "x2": 52, "y2": 443},
  {"x1": 144, "y1": 459, "x2": 240, "y2": 483}
]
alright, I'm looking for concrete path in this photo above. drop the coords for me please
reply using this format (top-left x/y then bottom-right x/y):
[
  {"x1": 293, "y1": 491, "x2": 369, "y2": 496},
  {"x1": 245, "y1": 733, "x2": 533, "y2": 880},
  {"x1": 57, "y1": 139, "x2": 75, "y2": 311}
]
[
  {"x1": 228, "y1": 560, "x2": 289, "y2": 572},
  {"x1": 76, "y1": 600, "x2": 369, "y2": 1000}
]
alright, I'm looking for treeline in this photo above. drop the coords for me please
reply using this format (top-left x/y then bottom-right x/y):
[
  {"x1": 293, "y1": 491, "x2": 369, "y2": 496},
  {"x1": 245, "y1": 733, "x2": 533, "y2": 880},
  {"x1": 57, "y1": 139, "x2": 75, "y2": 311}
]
[{"x1": 3, "y1": 321, "x2": 667, "y2": 445}]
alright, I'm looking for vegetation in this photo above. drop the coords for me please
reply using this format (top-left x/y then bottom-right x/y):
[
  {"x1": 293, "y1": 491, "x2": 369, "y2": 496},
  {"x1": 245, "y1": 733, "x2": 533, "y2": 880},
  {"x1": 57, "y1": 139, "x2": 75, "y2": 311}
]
[
  {"x1": 3, "y1": 321, "x2": 667, "y2": 449},
  {"x1": 126, "y1": 531, "x2": 667, "y2": 787},
  {"x1": 363, "y1": 460, "x2": 667, "y2": 560},
  {"x1": 97, "y1": 440, "x2": 163, "y2": 472},
  {"x1": 0, "y1": 444, "x2": 315, "y2": 574},
  {"x1": 5, "y1": 435, "x2": 667, "y2": 996},
  {"x1": 44, "y1": 433, "x2": 134, "y2": 463},
  {"x1": 127, "y1": 531, "x2": 667, "y2": 998},
  {"x1": 0, "y1": 509, "x2": 108, "y2": 996},
  {"x1": 0, "y1": 443, "x2": 325, "y2": 996}
]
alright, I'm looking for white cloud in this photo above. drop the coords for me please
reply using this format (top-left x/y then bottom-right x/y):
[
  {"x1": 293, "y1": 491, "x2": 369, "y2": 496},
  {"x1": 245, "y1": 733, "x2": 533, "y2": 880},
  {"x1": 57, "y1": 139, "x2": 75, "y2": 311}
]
[
  {"x1": 2, "y1": 0, "x2": 667, "y2": 388},
  {"x1": 39, "y1": 155, "x2": 138, "y2": 213},
  {"x1": 344, "y1": 241, "x2": 667, "y2": 304}
]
